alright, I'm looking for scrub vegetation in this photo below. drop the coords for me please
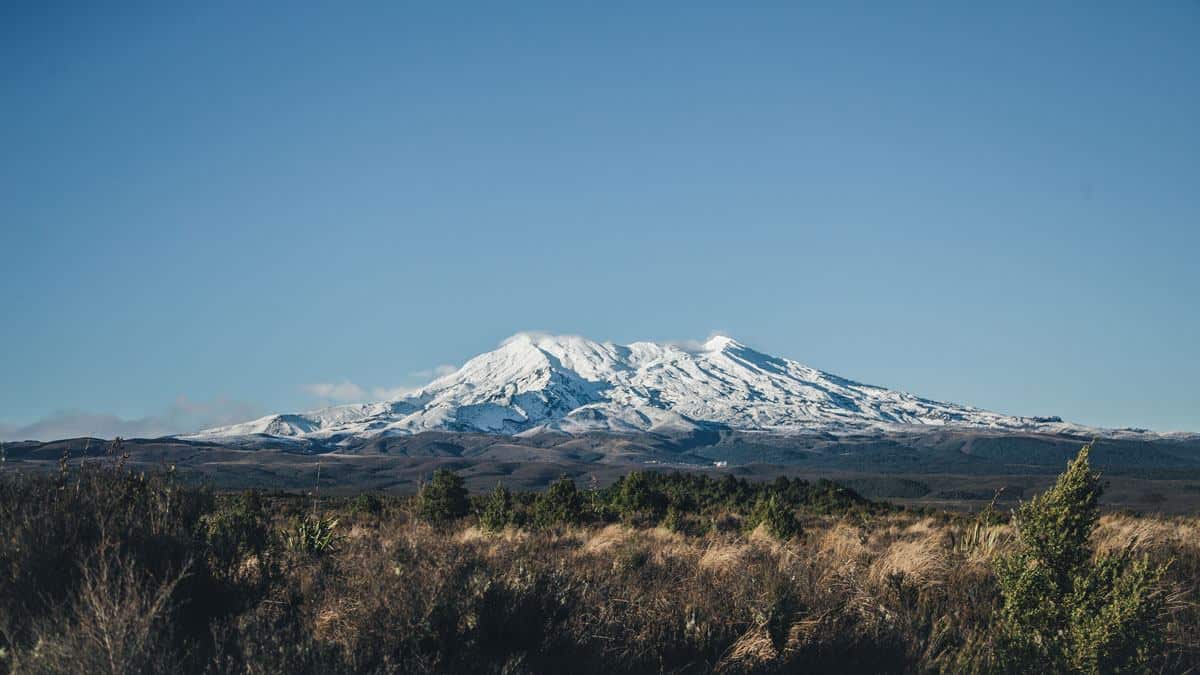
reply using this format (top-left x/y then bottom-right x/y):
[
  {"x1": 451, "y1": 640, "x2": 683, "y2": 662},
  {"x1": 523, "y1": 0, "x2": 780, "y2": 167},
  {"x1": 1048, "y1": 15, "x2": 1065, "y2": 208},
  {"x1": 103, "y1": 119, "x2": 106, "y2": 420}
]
[{"x1": 1, "y1": 444, "x2": 1195, "y2": 674}]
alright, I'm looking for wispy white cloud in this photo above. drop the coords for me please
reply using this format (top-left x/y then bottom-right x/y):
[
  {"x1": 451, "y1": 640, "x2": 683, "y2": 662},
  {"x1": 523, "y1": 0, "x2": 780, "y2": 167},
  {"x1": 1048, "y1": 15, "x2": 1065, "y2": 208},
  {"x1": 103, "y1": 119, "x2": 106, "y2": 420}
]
[
  {"x1": 500, "y1": 330, "x2": 560, "y2": 346},
  {"x1": 301, "y1": 381, "x2": 367, "y2": 402},
  {"x1": 410, "y1": 364, "x2": 457, "y2": 380},
  {"x1": 0, "y1": 395, "x2": 266, "y2": 442},
  {"x1": 368, "y1": 385, "x2": 418, "y2": 400},
  {"x1": 501, "y1": 330, "x2": 739, "y2": 354},
  {"x1": 301, "y1": 364, "x2": 459, "y2": 404},
  {"x1": 662, "y1": 330, "x2": 737, "y2": 353}
]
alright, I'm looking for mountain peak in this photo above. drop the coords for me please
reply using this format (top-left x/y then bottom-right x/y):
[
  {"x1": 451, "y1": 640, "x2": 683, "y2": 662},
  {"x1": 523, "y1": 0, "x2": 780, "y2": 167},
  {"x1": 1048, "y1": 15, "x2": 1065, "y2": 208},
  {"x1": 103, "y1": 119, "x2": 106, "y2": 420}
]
[
  {"x1": 502, "y1": 331, "x2": 569, "y2": 347},
  {"x1": 499, "y1": 332, "x2": 605, "y2": 354},
  {"x1": 702, "y1": 334, "x2": 741, "y2": 351}
]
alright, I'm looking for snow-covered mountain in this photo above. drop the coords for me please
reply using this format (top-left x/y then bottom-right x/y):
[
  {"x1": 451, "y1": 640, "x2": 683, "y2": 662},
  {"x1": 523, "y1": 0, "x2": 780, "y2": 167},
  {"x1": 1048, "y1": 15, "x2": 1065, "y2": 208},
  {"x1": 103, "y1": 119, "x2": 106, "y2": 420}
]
[{"x1": 188, "y1": 333, "x2": 1081, "y2": 444}]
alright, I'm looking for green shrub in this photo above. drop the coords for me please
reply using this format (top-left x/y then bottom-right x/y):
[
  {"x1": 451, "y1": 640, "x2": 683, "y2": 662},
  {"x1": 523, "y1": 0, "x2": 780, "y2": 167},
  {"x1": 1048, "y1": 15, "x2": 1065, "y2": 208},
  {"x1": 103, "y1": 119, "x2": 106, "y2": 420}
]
[
  {"x1": 746, "y1": 493, "x2": 803, "y2": 540},
  {"x1": 994, "y1": 444, "x2": 1169, "y2": 673},
  {"x1": 201, "y1": 491, "x2": 273, "y2": 563},
  {"x1": 611, "y1": 471, "x2": 669, "y2": 523},
  {"x1": 418, "y1": 469, "x2": 470, "y2": 524},
  {"x1": 532, "y1": 477, "x2": 585, "y2": 528},
  {"x1": 595, "y1": 470, "x2": 881, "y2": 527},
  {"x1": 479, "y1": 484, "x2": 513, "y2": 532},
  {"x1": 661, "y1": 505, "x2": 684, "y2": 533},
  {"x1": 661, "y1": 505, "x2": 709, "y2": 536},
  {"x1": 350, "y1": 492, "x2": 383, "y2": 515}
]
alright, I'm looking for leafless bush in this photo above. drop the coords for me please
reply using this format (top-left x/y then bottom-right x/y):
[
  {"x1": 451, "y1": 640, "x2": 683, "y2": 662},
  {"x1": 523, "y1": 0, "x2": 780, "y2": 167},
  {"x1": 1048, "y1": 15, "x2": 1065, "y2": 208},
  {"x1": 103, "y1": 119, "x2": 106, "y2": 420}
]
[{"x1": 11, "y1": 546, "x2": 187, "y2": 675}]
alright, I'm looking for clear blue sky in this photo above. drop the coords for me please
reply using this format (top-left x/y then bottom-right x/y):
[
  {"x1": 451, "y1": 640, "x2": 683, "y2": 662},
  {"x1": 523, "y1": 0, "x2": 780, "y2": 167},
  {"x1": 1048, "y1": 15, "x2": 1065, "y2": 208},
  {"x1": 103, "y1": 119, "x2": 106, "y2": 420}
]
[{"x1": 2, "y1": 1, "x2": 1198, "y2": 439}]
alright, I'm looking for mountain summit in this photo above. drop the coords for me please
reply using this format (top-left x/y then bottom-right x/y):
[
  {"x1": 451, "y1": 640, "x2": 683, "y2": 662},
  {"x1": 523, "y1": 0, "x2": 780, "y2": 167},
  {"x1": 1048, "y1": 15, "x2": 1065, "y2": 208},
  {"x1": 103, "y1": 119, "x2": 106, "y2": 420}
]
[{"x1": 189, "y1": 333, "x2": 1072, "y2": 444}]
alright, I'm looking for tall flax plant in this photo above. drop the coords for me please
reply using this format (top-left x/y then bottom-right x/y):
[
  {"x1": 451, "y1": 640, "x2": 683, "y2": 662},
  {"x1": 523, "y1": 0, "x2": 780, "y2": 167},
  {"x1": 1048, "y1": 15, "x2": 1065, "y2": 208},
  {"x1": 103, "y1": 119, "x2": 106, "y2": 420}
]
[
  {"x1": 994, "y1": 444, "x2": 1169, "y2": 673},
  {"x1": 287, "y1": 460, "x2": 340, "y2": 554}
]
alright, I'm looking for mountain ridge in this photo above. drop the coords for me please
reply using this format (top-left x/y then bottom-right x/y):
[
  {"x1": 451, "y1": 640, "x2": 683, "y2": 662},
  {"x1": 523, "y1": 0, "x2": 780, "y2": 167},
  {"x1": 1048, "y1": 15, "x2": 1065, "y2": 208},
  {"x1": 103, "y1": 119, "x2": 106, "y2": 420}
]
[{"x1": 184, "y1": 332, "x2": 1132, "y2": 446}]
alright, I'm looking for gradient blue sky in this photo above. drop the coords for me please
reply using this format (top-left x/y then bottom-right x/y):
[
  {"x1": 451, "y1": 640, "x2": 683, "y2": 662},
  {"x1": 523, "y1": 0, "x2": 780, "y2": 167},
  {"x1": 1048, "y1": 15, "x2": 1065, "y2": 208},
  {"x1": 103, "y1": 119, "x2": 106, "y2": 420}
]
[{"x1": 3, "y1": 1, "x2": 1198, "y2": 439}]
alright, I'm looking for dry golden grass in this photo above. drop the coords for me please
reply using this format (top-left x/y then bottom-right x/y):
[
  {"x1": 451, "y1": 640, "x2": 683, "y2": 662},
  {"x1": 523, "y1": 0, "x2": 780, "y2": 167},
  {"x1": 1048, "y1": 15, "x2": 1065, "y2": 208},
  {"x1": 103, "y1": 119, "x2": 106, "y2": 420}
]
[
  {"x1": 642, "y1": 527, "x2": 694, "y2": 566},
  {"x1": 816, "y1": 520, "x2": 868, "y2": 563},
  {"x1": 716, "y1": 626, "x2": 778, "y2": 672},
  {"x1": 1093, "y1": 513, "x2": 1200, "y2": 557},
  {"x1": 698, "y1": 540, "x2": 751, "y2": 575},
  {"x1": 581, "y1": 523, "x2": 633, "y2": 554},
  {"x1": 455, "y1": 524, "x2": 488, "y2": 544},
  {"x1": 303, "y1": 510, "x2": 1192, "y2": 674},
  {"x1": 868, "y1": 537, "x2": 951, "y2": 589}
]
